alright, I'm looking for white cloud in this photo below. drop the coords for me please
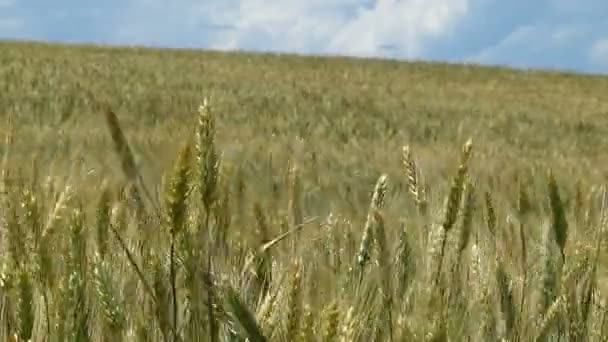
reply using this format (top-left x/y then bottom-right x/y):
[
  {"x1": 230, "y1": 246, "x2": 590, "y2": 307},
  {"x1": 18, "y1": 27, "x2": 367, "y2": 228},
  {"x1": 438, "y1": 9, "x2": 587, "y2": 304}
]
[
  {"x1": 209, "y1": 0, "x2": 347, "y2": 52},
  {"x1": 206, "y1": 0, "x2": 472, "y2": 59},
  {"x1": 589, "y1": 39, "x2": 608, "y2": 67},
  {"x1": 327, "y1": 0, "x2": 469, "y2": 58}
]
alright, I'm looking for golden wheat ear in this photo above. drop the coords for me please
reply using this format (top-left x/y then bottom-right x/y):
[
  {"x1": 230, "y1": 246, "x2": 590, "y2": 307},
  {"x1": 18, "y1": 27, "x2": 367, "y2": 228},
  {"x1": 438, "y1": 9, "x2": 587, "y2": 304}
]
[{"x1": 402, "y1": 145, "x2": 427, "y2": 214}]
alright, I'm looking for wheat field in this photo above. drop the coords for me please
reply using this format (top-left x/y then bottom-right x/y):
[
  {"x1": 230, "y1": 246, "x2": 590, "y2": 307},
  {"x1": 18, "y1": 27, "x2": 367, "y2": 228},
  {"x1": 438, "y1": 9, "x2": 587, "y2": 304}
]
[{"x1": 1, "y1": 40, "x2": 608, "y2": 341}]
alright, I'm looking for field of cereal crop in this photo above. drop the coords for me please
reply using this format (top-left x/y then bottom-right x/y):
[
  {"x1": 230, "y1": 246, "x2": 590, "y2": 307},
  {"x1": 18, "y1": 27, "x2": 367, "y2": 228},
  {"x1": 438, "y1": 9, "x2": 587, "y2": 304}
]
[{"x1": 1, "y1": 40, "x2": 608, "y2": 341}]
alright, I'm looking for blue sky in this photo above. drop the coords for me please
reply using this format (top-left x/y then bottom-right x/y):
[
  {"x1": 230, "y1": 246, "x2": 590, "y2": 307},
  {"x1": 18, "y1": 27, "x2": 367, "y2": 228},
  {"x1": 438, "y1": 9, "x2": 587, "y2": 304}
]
[{"x1": 1, "y1": 0, "x2": 608, "y2": 75}]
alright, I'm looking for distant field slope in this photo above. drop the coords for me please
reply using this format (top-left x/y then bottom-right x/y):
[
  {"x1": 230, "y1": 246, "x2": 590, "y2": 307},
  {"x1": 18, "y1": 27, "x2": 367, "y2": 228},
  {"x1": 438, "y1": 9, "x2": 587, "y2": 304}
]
[{"x1": 1, "y1": 40, "x2": 607, "y2": 185}]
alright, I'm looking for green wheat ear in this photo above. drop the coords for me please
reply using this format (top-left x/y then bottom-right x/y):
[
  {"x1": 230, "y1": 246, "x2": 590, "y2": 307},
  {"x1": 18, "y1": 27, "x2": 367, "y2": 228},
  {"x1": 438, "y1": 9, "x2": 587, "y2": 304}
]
[
  {"x1": 285, "y1": 259, "x2": 302, "y2": 339},
  {"x1": 356, "y1": 174, "x2": 388, "y2": 268},
  {"x1": 165, "y1": 142, "x2": 192, "y2": 339},
  {"x1": 93, "y1": 257, "x2": 126, "y2": 340},
  {"x1": 547, "y1": 170, "x2": 568, "y2": 263},
  {"x1": 196, "y1": 98, "x2": 220, "y2": 212},
  {"x1": 166, "y1": 142, "x2": 191, "y2": 235},
  {"x1": 430, "y1": 138, "x2": 474, "y2": 289},
  {"x1": 223, "y1": 286, "x2": 268, "y2": 342},
  {"x1": 322, "y1": 300, "x2": 340, "y2": 342},
  {"x1": 103, "y1": 109, "x2": 146, "y2": 215},
  {"x1": 442, "y1": 138, "x2": 473, "y2": 232},
  {"x1": 95, "y1": 182, "x2": 111, "y2": 259},
  {"x1": 15, "y1": 268, "x2": 34, "y2": 341}
]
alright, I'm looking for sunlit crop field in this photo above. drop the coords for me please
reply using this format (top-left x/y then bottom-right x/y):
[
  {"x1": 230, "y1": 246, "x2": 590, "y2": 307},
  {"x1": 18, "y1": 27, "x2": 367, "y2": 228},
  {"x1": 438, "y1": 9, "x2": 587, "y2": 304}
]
[{"x1": 1, "y1": 40, "x2": 608, "y2": 341}]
